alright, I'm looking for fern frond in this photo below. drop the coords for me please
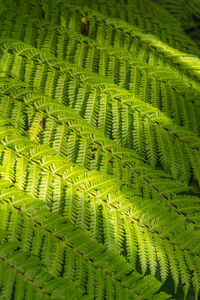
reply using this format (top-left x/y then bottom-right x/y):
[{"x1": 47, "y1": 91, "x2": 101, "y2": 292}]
[
  {"x1": 0, "y1": 1, "x2": 199, "y2": 298},
  {"x1": 0, "y1": 45, "x2": 199, "y2": 188},
  {"x1": 0, "y1": 180, "x2": 170, "y2": 299}
]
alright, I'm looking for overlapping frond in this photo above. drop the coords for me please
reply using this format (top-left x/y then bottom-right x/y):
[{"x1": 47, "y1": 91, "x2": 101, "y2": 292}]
[{"x1": 0, "y1": 42, "x2": 200, "y2": 190}]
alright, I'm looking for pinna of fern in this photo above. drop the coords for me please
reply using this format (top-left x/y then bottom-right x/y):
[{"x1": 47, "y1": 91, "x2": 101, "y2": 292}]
[
  {"x1": 0, "y1": 108, "x2": 199, "y2": 299},
  {"x1": 0, "y1": 0, "x2": 199, "y2": 299}
]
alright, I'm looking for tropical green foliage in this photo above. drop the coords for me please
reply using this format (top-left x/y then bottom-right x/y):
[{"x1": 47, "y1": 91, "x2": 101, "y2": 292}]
[{"x1": 0, "y1": 0, "x2": 199, "y2": 299}]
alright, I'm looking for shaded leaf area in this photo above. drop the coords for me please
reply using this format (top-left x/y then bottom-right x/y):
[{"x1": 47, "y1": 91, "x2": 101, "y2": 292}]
[{"x1": 151, "y1": 0, "x2": 200, "y2": 48}]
